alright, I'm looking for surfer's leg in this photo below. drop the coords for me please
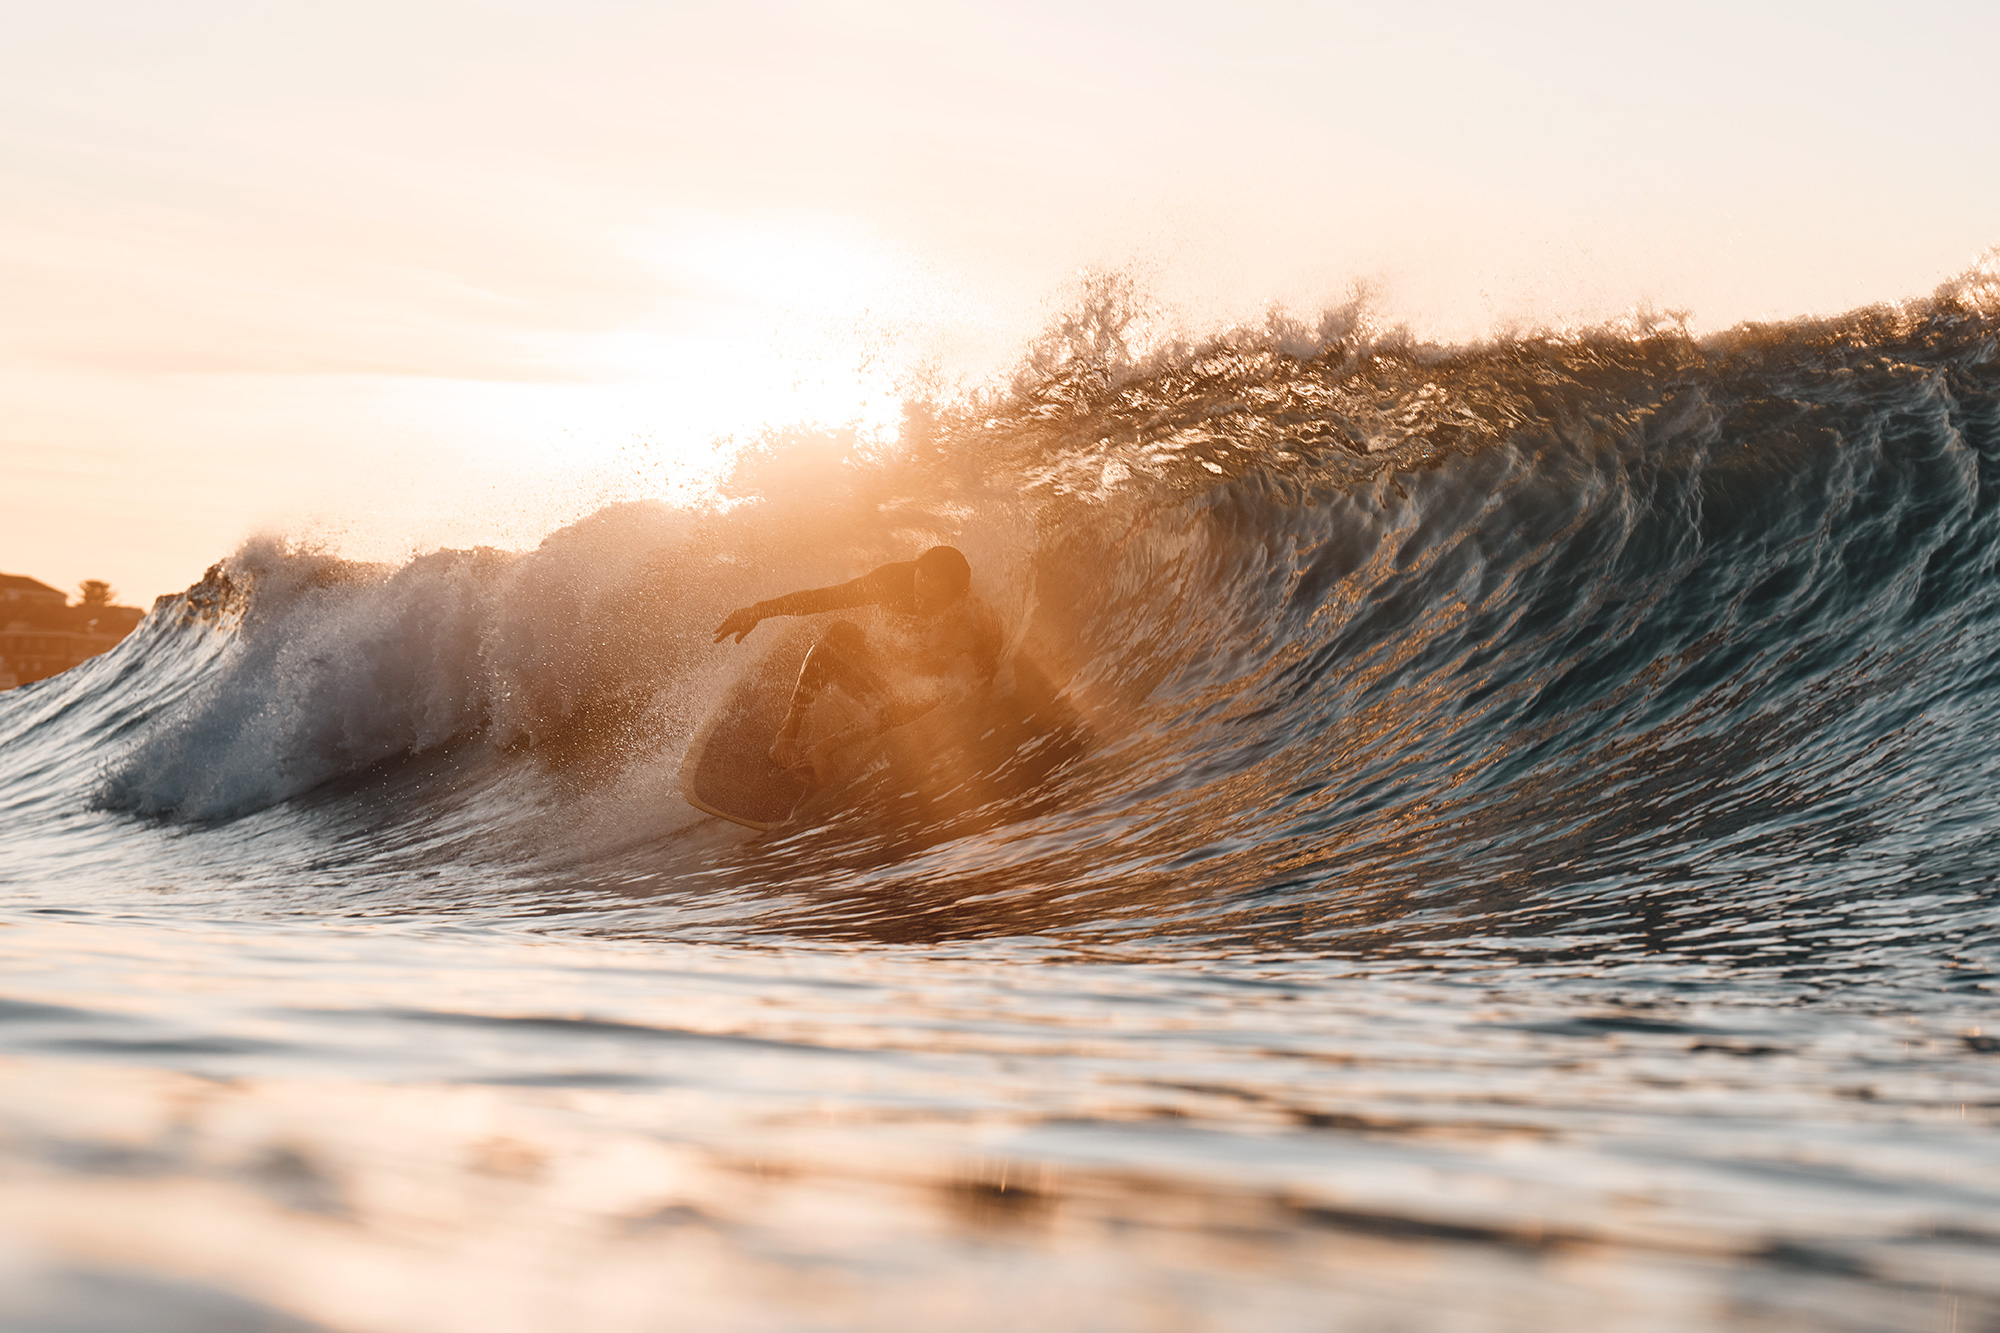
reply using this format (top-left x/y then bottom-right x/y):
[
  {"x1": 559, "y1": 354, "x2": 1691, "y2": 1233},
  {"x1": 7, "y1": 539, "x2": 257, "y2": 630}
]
[
  {"x1": 789, "y1": 677, "x2": 951, "y2": 788},
  {"x1": 804, "y1": 620, "x2": 890, "y2": 698},
  {"x1": 772, "y1": 621, "x2": 886, "y2": 769}
]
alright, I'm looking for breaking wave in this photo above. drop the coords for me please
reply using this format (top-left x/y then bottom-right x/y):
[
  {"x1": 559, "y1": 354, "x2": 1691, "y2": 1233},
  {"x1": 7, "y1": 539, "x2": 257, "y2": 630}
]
[{"x1": 8, "y1": 260, "x2": 2000, "y2": 965}]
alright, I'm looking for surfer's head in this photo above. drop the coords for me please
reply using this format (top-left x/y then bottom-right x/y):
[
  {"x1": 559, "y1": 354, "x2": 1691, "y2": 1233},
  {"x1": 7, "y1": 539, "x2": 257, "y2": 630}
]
[{"x1": 913, "y1": 545, "x2": 971, "y2": 613}]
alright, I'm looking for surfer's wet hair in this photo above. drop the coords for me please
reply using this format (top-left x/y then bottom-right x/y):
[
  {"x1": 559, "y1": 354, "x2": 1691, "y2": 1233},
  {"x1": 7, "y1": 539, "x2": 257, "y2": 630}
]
[{"x1": 915, "y1": 545, "x2": 972, "y2": 597}]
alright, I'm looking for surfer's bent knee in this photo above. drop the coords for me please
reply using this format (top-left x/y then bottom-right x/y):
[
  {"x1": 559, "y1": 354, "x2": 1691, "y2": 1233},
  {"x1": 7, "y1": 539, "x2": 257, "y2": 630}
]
[
  {"x1": 804, "y1": 621, "x2": 888, "y2": 697},
  {"x1": 798, "y1": 621, "x2": 857, "y2": 684},
  {"x1": 819, "y1": 620, "x2": 866, "y2": 653}
]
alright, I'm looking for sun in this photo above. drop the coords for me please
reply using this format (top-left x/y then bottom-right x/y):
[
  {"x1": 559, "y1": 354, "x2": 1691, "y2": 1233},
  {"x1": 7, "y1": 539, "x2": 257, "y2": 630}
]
[{"x1": 377, "y1": 216, "x2": 922, "y2": 539}]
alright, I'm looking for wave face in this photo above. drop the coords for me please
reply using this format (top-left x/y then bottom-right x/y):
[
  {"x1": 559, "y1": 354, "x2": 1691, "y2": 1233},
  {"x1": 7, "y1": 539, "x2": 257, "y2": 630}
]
[{"x1": 6, "y1": 271, "x2": 2000, "y2": 969}]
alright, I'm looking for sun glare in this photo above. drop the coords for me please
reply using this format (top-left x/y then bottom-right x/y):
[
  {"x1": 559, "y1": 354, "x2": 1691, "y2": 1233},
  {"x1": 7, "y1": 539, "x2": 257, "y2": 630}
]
[
  {"x1": 345, "y1": 215, "x2": 932, "y2": 558},
  {"x1": 363, "y1": 235, "x2": 922, "y2": 564}
]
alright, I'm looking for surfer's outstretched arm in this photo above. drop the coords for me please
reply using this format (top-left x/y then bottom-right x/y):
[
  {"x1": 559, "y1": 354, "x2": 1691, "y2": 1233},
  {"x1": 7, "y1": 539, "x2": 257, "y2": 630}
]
[{"x1": 713, "y1": 566, "x2": 911, "y2": 643}]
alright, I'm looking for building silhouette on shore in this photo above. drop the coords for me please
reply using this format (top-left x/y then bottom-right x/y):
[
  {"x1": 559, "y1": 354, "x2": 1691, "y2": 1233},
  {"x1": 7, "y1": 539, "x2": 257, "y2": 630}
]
[{"x1": 0, "y1": 573, "x2": 146, "y2": 690}]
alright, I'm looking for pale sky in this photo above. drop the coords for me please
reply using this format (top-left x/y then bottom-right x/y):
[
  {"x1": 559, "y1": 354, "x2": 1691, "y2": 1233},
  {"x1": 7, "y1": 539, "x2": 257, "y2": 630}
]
[{"x1": 3, "y1": 0, "x2": 1996, "y2": 604}]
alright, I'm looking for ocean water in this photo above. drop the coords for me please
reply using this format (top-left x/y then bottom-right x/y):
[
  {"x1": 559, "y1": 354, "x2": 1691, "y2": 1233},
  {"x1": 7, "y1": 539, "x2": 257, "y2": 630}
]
[{"x1": 5, "y1": 269, "x2": 2000, "y2": 1332}]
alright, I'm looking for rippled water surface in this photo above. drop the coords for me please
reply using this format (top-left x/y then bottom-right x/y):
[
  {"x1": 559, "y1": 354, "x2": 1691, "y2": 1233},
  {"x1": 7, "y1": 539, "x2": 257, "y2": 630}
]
[{"x1": 6, "y1": 275, "x2": 2000, "y2": 1330}]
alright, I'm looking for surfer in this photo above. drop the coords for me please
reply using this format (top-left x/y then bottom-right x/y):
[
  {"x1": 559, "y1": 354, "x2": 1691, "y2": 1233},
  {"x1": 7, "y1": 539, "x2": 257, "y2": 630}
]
[{"x1": 712, "y1": 546, "x2": 1003, "y2": 784}]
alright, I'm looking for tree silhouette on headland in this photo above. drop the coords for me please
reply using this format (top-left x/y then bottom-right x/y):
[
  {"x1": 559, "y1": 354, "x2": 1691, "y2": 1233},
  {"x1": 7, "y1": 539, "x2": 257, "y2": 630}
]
[{"x1": 0, "y1": 574, "x2": 141, "y2": 688}]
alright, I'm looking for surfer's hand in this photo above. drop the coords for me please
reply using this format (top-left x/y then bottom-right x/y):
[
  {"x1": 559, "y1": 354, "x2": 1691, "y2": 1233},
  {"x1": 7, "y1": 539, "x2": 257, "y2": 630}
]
[{"x1": 714, "y1": 606, "x2": 762, "y2": 643}]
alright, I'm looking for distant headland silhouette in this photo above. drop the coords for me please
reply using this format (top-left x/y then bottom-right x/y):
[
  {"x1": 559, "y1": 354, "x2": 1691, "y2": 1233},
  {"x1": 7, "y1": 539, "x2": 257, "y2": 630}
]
[{"x1": 0, "y1": 573, "x2": 146, "y2": 690}]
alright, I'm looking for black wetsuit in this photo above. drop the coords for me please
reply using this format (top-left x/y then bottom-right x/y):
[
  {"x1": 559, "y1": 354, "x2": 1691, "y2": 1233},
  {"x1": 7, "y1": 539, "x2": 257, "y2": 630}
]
[{"x1": 747, "y1": 561, "x2": 1006, "y2": 777}]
